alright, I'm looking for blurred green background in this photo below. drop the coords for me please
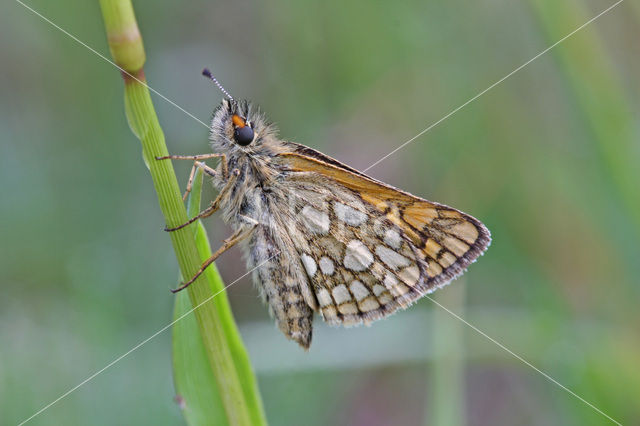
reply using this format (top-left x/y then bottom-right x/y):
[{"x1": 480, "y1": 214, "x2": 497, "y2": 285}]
[{"x1": 2, "y1": 0, "x2": 639, "y2": 424}]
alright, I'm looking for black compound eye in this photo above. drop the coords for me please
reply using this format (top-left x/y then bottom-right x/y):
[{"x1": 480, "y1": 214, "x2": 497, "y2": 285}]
[{"x1": 233, "y1": 126, "x2": 254, "y2": 146}]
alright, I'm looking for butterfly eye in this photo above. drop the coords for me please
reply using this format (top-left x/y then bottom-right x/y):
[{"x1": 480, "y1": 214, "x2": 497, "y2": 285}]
[
  {"x1": 234, "y1": 125, "x2": 254, "y2": 146},
  {"x1": 231, "y1": 113, "x2": 254, "y2": 146}
]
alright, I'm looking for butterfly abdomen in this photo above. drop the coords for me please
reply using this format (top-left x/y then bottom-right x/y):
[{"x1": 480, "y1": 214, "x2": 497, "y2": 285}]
[{"x1": 245, "y1": 201, "x2": 316, "y2": 349}]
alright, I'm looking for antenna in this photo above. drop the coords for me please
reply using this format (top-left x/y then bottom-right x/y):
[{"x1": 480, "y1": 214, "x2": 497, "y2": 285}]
[{"x1": 202, "y1": 68, "x2": 234, "y2": 102}]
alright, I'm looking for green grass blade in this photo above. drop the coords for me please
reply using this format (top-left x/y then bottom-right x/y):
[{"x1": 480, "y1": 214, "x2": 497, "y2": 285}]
[
  {"x1": 172, "y1": 168, "x2": 227, "y2": 425},
  {"x1": 173, "y1": 292, "x2": 228, "y2": 425},
  {"x1": 98, "y1": 1, "x2": 267, "y2": 425},
  {"x1": 173, "y1": 168, "x2": 266, "y2": 426},
  {"x1": 190, "y1": 205, "x2": 267, "y2": 426}
]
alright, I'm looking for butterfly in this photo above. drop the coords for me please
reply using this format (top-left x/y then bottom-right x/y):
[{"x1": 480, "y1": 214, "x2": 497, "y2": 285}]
[{"x1": 157, "y1": 69, "x2": 491, "y2": 349}]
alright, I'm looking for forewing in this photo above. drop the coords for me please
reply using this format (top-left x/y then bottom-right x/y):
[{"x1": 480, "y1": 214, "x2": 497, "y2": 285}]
[{"x1": 278, "y1": 145, "x2": 490, "y2": 326}]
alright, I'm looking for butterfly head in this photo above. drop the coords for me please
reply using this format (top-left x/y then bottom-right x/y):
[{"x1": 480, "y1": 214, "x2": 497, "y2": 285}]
[
  {"x1": 209, "y1": 98, "x2": 277, "y2": 153},
  {"x1": 202, "y1": 68, "x2": 284, "y2": 178}
]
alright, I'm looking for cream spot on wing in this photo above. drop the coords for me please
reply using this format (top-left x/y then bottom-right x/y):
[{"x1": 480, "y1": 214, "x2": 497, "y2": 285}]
[
  {"x1": 378, "y1": 292, "x2": 393, "y2": 304},
  {"x1": 372, "y1": 284, "x2": 386, "y2": 296},
  {"x1": 334, "y1": 202, "x2": 367, "y2": 226},
  {"x1": 317, "y1": 288, "x2": 333, "y2": 307},
  {"x1": 399, "y1": 265, "x2": 420, "y2": 286},
  {"x1": 452, "y1": 221, "x2": 479, "y2": 244},
  {"x1": 384, "y1": 229, "x2": 402, "y2": 249},
  {"x1": 359, "y1": 297, "x2": 380, "y2": 312},
  {"x1": 391, "y1": 283, "x2": 410, "y2": 296},
  {"x1": 443, "y1": 236, "x2": 470, "y2": 257},
  {"x1": 375, "y1": 245, "x2": 411, "y2": 269},
  {"x1": 427, "y1": 260, "x2": 443, "y2": 277},
  {"x1": 338, "y1": 302, "x2": 359, "y2": 315},
  {"x1": 300, "y1": 253, "x2": 317, "y2": 276},
  {"x1": 332, "y1": 284, "x2": 351, "y2": 304},
  {"x1": 383, "y1": 272, "x2": 398, "y2": 289},
  {"x1": 319, "y1": 256, "x2": 335, "y2": 275},
  {"x1": 344, "y1": 240, "x2": 374, "y2": 271},
  {"x1": 349, "y1": 280, "x2": 369, "y2": 301},
  {"x1": 301, "y1": 205, "x2": 330, "y2": 234}
]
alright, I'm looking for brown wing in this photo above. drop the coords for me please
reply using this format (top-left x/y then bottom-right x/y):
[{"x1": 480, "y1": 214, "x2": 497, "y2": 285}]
[{"x1": 277, "y1": 145, "x2": 490, "y2": 326}]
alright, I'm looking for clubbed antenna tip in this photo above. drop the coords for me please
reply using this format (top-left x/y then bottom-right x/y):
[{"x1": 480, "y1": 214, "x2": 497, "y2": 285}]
[{"x1": 201, "y1": 67, "x2": 234, "y2": 102}]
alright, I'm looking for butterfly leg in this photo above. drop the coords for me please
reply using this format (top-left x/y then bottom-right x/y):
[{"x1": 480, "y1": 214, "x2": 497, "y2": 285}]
[
  {"x1": 171, "y1": 222, "x2": 257, "y2": 293},
  {"x1": 156, "y1": 153, "x2": 228, "y2": 200},
  {"x1": 181, "y1": 161, "x2": 218, "y2": 201},
  {"x1": 164, "y1": 168, "x2": 240, "y2": 232}
]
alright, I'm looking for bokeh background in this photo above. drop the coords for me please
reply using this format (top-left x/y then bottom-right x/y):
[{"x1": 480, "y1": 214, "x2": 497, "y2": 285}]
[{"x1": 2, "y1": 0, "x2": 639, "y2": 424}]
